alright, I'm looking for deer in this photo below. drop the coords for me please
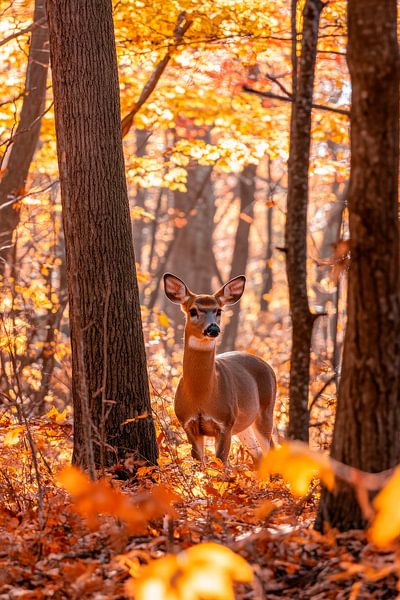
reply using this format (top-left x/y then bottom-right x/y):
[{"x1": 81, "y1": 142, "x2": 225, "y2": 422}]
[{"x1": 163, "y1": 273, "x2": 276, "y2": 465}]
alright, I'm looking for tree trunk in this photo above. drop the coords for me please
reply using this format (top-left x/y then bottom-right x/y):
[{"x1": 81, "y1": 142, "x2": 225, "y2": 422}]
[
  {"x1": 260, "y1": 157, "x2": 275, "y2": 312},
  {"x1": 316, "y1": 0, "x2": 400, "y2": 531},
  {"x1": 131, "y1": 128, "x2": 149, "y2": 266},
  {"x1": 0, "y1": 0, "x2": 49, "y2": 275},
  {"x1": 164, "y1": 152, "x2": 215, "y2": 338},
  {"x1": 47, "y1": 0, "x2": 158, "y2": 469},
  {"x1": 220, "y1": 163, "x2": 256, "y2": 352},
  {"x1": 260, "y1": 206, "x2": 273, "y2": 311},
  {"x1": 169, "y1": 173, "x2": 214, "y2": 293},
  {"x1": 285, "y1": 0, "x2": 324, "y2": 442}
]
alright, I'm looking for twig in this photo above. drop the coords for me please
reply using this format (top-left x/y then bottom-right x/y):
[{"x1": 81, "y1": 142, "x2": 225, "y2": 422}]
[
  {"x1": 121, "y1": 12, "x2": 192, "y2": 138},
  {"x1": 0, "y1": 16, "x2": 46, "y2": 48},
  {"x1": 266, "y1": 73, "x2": 293, "y2": 98},
  {"x1": 1, "y1": 315, "x2": 45, "y2": 528},
  {"x1": 309, "y1": 374, "x2": 336, "y2": 412},
  {"x1": 243, "y1": 85, "x2": 350, "y2": 117}
]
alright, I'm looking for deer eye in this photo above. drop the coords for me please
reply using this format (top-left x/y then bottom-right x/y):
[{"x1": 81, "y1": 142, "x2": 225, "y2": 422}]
[
  {"x1": 216, "y1": 308, "x2": 222, "y2": 316},
  {"x1": 189, "y1": 308, "x2": 198, "y2": 318}
]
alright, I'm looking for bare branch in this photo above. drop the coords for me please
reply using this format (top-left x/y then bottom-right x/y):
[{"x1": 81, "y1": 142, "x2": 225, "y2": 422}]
[
  {"x1": 243, "y1": 84, "x2": 350, "y2": 117},
  {"x1": 0, "y1": 16, "x2": 46, "y2": 48},
  {"x1": 121, "y1": 12, "x2": 192, "y2": 138}
]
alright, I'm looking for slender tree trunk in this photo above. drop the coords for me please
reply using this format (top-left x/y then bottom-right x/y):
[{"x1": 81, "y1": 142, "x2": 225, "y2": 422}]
[
  {"x1": 260, "y1": 206, "x2": 273, "y2": 311},
  {"x1": 168, "y1": 171, "x2": 214, "y2": 292},
  {"x1": 47, "y1": 0, "x2": 158, "y2": 469},
  {"x1": 285, "y1": 0, "x2": 324, "y2": 442},
  {"x1": 316, "y1": 0, "x2": 400, "y2": 531},
  {"x1": 220, "y1": 163, "x2": 256, "y2": 352},
  {"x1": 146, "y1": 166, "x2": 213, "y2": 311},
  {"x1": 0, "y1": 0, "x2": 49, "y2": 274},
  {"x1": 132, "y1": 128, "x2": 149, "y2": 266},
  {"x1": 312, "y1": 189, "x2": 345, "y2": 353},
  {"x1": 260, "y1": 157, "x2": 275, "y2": 312}
]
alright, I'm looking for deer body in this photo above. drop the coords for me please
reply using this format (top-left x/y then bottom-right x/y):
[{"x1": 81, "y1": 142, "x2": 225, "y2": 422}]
[{"x1": 164, "y1": 274, "x2": 276, "y2": 463}]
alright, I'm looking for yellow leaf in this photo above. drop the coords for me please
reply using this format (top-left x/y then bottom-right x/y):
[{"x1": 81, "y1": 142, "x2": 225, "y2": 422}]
[
  {"x1": 4, "y1": 426, "x2": 24, "y2": 446},
  {"x1": 369, "y1": 467, "x2": 400, "y2": 547},
  {"x1": 158, "y1": 312, "x2": 170, "y2": 328},
  {"x1": 185, "y1": 543, "x2": 253, "y2": 582},
  {"x1": 128, "y1": 543, "x2": 252, "y2": 600},
  {"x1": 46, "y1": 406, "x2": 67, "y2": 422},
  {"x1": 259, "y1": 442, "x2": 335, "y2": 497}
]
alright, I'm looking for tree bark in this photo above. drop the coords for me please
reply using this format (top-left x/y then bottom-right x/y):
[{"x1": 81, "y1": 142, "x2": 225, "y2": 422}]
[
  {"x1": 0, "y1": 0, "x2": 49, "y2": 275},
  {"x1": 316, "y1": 0, "x2": 400, "y2": 531},
  {"x1": 47, "y1": 0, "x2": 158, "y2": 469},
  {"x1": 220, "y1": 163, "x2": 256, "y2": 352},
  {"x1": 131, "y1": 128, "x2": 149, "y2": 266},
  {"x1": 285, "y1": 0, "x2": 324, "y2": 442},
  {"x1": 260, "y1": 157, "x2": 275, "y2": 312}
]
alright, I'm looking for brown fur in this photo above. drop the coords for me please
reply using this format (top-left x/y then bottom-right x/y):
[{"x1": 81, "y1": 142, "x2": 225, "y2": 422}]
[{"x1": 163, "y1": 273, "x2": 276, "y2": 463}]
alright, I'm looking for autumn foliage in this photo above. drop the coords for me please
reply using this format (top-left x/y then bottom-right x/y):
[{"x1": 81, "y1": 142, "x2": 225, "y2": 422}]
[{"x1": 1, "y1": 0, "x2": 400, "y2": 597}]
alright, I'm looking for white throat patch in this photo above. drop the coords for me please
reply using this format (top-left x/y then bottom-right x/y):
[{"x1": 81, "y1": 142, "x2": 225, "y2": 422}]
[{"x1": 188, "y1": 336, "x2": 216, "y2": 351}]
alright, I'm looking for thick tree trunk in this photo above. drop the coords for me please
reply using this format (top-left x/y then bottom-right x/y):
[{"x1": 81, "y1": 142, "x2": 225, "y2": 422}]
[
  {"x1": 316, "y1": 0, "x2": 400, "y2": 531},
  {"x1": 285, "y1": 0, "x2": 324, "y2": 442},
  {"x1": 220, "y1": 164, "x2": 256, "y2": 352},
  {"x1": 0, "y1": 0, "x2": 49, "y2": 274},
  {"x1": 47, "y1": 0, "x2": 158, "y2": 469}
]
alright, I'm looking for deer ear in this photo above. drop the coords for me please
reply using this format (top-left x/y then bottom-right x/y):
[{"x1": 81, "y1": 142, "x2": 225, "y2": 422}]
[
  {"x1": 214, "y1": 275, "x2": 246, "y2": 307},
  {"x1": 163, "y1": 273, "x2": 191, "y2": 305}
]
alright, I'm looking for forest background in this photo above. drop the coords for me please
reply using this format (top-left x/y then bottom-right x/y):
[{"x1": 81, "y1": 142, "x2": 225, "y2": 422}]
[{"x1": 0, "y1": 0, "x2": 399, "y2": 598}]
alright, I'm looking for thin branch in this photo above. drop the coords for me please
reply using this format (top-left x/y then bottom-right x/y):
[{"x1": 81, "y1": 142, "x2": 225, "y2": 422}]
[
  {"x1": 243, "y1": 85, "x2": 350, "y2": 117},
  {"x1": 0, "y1": 100, "x2": 54, "y2": 150},
  {"x1": 309, "y1": 374, "x2": 336, "y2": 412},
  {"x1": 121, "y1": 12, "x2": 192, "y2": 138},
  {"x1": 266, "y1": 73, "x2": 293, "y2": 98},
  {"x1": 0, "y1": 16, "x2": 46, "y2": 48}
]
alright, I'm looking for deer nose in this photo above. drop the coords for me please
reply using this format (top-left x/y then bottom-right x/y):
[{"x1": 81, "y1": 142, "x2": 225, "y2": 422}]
[{"x1": 204, "y1": 323, "x2": 220, "y2": 337}]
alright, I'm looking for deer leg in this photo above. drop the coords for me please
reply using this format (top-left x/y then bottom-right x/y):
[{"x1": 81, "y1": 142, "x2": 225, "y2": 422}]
[
  {"x1": 185, "y1": 428, "x2": 204, "y2": 462},
  {"x1": 253, "y1": 413, "x2": 274, "y2": 453},
  {"x1": 215, "y1": 430, "x2": 232, "y2": 463},
  {"x1": 237, "y1": 425, "x2": 263, "y2": 466}
]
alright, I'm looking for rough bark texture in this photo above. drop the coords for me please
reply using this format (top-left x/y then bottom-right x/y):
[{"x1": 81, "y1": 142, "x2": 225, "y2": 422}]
[
  {"x1": 316, "y1": 0, "x2": 400, "y2": 531},
  {"x1": 47, "y1": 0, "x2": 158, "y2": 468},
  {"x1": 0, "y1": 0, "x2": 49, "y2": 274},
  {"x1": 220, "y1": 164, "x2": 256, "y2": 352},
  {"x1": 285, "y1": 0, "x2": 324, "y2": 442}
]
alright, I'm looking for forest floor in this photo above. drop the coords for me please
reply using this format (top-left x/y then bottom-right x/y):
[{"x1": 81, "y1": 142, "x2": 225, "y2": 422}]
[{"x1": 0, "y1": 416, "x2": 399, "y2": 599}]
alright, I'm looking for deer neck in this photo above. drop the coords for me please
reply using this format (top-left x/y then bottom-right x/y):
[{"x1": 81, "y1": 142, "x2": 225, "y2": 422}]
[{"x1": 182, "y1": 334, "x2": 217, "y2": 397}]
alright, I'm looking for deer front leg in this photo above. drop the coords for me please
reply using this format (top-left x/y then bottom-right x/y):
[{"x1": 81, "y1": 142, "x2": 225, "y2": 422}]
[
  {"x1": 184, "y1": 427, "x2": 204, "y2": 462},
  {"x1": 215, "y1": 429, "x2": 232, "y2": 463}
]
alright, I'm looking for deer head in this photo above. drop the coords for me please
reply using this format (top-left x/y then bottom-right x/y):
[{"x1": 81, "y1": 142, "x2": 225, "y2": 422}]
[{"x1": 163, "y1": 273, "x2": 246, "y2": 344}]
